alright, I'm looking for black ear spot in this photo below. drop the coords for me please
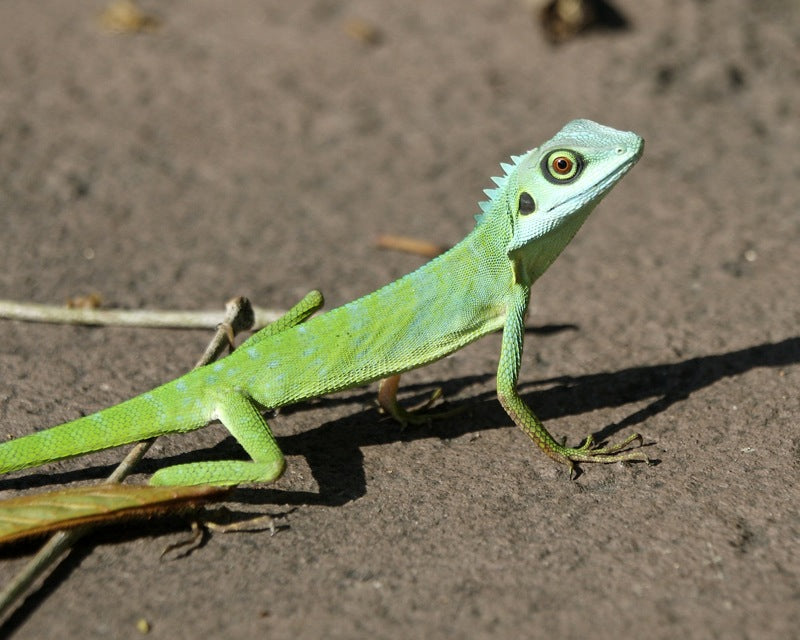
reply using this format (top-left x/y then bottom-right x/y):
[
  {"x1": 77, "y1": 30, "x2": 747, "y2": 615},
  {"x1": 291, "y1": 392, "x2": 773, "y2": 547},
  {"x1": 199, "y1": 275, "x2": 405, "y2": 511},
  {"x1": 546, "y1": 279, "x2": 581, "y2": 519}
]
[{"x1": 518, "y1": 192, "x2": 536, "y2": 215}]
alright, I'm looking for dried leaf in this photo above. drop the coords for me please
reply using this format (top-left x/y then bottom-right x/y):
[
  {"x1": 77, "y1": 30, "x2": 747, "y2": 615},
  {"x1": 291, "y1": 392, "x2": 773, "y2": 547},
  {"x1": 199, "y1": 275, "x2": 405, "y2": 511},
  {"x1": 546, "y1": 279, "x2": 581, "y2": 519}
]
[{"x1": 0, "y1": 484, "x2": 230, "y2": 545}]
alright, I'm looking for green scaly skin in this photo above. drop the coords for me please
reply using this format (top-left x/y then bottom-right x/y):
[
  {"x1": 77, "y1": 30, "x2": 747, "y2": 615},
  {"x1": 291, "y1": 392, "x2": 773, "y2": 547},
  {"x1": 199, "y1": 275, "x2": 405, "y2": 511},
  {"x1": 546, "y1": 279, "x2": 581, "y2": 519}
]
[{"x1": 0, "y1": 120, "x2": 646, "y2": 486}]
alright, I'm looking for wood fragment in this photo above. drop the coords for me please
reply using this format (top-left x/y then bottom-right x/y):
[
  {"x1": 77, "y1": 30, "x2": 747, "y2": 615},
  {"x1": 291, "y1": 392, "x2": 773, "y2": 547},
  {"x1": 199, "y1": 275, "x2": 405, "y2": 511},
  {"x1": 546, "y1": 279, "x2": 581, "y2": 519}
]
[
  {"x1": 99, "y1": 0, "x2": 160, "y2": 33},
  {"x1": 66, "y1": 293, "x2": 103, "y2": 309},
  {"x1": 535, "y1": 0, "x2": 629, "y2": 44},
  {"x1": 343, "y1": 18, "x2": 383, "y2": 46},
  {"x1": 375, "y1": 235, "x2": 447, "y2": 259}
]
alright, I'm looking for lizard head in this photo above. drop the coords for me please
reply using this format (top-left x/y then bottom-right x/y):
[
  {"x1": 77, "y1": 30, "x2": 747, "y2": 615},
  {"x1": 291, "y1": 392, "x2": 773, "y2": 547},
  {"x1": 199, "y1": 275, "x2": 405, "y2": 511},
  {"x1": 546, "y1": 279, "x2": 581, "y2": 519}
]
[{"x1": 478, "y1": 119, "x2": 643, "y2": 286}]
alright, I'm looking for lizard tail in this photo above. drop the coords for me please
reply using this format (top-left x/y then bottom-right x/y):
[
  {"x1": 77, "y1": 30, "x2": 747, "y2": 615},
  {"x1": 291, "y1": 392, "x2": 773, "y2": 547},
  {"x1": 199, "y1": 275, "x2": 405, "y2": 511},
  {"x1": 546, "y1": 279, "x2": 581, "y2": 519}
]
[{"x1": 0, "y1": 372, "x2": 213, "y2": 475}]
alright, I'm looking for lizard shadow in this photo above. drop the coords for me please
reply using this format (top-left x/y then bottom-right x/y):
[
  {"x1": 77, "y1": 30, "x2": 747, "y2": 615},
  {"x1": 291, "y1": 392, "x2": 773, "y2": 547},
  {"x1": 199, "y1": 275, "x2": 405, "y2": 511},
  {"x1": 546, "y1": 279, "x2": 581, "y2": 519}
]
[
  {"x1": 180, "y1": 335, "x2": 800, "y2": 508},
  {"x1": 5, "y1": 336, "x2": 798, "y2": 509}
]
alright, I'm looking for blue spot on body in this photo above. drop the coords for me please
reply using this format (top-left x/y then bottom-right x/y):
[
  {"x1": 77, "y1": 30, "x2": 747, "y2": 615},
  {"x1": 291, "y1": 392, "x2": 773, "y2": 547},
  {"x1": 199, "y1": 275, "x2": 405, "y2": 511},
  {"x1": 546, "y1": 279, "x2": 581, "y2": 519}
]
[
  {"x1": 311, "y1": 357, "x2": 327, "y2": 375},
  {"x1": 176, "y1": 380, "x2": 188, "y2": 392},
  {"x1": 350, "y1": 316, "x2": 368, "y2": 332},
  {"x1": 247, "y1": 347, "x2": 259, "y2": 359},
  {"x1": 213, "y1": 362, "x2": 224, "y2": 372}
]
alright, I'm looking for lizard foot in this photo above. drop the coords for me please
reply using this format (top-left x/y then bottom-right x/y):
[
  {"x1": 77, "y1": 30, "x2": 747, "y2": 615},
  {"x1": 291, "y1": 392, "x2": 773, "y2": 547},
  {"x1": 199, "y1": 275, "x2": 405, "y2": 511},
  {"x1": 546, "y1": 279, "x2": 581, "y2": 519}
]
[{"x1": 557, "y1": 432, "x2": 650, "y2": 478}]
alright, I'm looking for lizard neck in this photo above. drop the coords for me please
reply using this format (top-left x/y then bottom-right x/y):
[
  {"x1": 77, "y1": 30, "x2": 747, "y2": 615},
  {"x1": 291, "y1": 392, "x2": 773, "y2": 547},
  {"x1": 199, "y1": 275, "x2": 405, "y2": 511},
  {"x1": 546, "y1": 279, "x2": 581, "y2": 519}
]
[{"x1": 322, "y1": 214, "x2": 517, "y2": 369}]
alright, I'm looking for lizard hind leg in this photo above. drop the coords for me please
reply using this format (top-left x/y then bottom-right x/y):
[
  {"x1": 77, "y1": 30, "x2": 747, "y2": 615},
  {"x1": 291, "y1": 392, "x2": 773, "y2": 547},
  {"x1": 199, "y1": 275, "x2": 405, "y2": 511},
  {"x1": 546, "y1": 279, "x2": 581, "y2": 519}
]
[
  {"x1": 149, "y1": 392, "x2": 285, "y2": 487},
  {"x1": 377, "y1": 374, "x2": 464, "y2": 427},
  {"x1": 149, "y1": 292, "x2": 324, "y2": 488}
]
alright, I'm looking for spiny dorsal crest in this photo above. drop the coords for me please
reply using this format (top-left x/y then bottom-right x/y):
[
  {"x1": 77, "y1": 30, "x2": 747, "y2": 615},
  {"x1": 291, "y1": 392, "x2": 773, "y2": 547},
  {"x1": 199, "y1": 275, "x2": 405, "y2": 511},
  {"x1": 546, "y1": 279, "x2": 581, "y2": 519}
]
[{"x1": 474, "y1": 152, "x2": 529, "y2": 223}]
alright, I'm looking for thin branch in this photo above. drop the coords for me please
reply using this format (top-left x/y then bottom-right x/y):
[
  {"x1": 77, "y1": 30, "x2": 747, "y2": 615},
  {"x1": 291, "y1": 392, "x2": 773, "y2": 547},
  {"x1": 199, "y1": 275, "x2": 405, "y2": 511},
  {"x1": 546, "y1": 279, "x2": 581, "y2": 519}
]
[
  {"x1": 0, "y1": 298, "x2": 286, "y2": 330},
  {"x1": 0, "y1": 297, "x2": 257, "y2": 621}
]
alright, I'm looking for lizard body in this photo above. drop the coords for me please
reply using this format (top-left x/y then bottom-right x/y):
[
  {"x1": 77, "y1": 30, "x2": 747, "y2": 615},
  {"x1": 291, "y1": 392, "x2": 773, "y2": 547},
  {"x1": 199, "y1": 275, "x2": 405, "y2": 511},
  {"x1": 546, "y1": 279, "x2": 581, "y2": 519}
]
[{"x1": 0, "y1": 119, "x2": 645, "y2": 486}]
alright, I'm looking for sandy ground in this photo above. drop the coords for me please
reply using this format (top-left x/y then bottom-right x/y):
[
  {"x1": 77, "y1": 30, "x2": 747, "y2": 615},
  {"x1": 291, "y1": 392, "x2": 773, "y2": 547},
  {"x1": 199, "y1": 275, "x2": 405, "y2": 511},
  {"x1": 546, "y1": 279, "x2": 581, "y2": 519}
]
[{"x1": 0, "y1": 1, "x2": 798, "y2": 638}]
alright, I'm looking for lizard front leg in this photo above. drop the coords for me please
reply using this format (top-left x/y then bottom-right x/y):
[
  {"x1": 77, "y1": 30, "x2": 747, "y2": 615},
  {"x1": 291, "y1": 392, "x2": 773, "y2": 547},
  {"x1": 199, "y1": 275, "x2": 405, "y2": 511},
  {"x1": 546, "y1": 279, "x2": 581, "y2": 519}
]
[
  {"x1": 496, "y1": 285, "x2": 648, "y2": 475},
  {"x1": 240, "y1": 290, "x2": 324, "y2": 347}
]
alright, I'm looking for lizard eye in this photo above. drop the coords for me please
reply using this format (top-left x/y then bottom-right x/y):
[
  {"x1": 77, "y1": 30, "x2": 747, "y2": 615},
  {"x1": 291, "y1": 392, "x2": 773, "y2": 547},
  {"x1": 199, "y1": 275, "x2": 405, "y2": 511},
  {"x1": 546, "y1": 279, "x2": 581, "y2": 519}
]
[
  {"x1": 518, "y1": 192, "x2": 536, "y2": 215},
  {"x1": 542, "y1": 150, "x2": 582, "y2": 183}
]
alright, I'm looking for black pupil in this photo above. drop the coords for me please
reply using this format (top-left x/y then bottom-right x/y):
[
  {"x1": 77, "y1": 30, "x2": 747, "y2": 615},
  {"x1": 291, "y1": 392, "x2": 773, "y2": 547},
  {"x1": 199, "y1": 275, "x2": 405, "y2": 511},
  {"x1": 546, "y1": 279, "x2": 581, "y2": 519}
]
[
  {"x1": 555, "y1": 158, "x2": 569, "y2": 172},
  {"x1": 518, "y1": 192, "x2": 535, "y2": 214}
]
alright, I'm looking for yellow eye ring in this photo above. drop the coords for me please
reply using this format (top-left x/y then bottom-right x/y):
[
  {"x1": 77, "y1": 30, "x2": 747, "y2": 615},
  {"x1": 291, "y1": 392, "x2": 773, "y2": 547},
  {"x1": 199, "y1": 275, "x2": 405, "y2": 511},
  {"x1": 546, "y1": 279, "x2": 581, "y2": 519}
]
[{"x1": 542, "y1": 150, "x2": 582, "y2": 183}]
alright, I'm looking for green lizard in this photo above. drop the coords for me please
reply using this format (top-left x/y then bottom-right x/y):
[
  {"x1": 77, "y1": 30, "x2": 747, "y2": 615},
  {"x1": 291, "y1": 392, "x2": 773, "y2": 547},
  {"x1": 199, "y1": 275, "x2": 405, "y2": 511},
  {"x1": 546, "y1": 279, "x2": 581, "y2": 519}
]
[{"x1": 0, "y1": 119, "x2": 646, "y2": 487}]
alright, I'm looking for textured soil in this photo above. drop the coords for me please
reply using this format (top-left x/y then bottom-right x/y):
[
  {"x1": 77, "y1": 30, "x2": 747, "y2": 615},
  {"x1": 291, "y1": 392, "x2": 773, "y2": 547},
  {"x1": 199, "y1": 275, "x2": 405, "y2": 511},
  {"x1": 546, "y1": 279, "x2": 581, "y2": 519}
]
[{"x1": 0, "y1": 1, "x2": 798, "y2": 638}]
